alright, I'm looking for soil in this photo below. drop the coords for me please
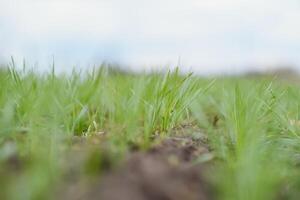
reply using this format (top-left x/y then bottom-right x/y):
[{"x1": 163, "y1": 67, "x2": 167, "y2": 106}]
[{"x1": 59, "y1": 126, "x2": 213, "y2": 200}]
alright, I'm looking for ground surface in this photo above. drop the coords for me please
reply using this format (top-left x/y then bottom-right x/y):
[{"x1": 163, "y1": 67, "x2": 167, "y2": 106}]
[{"x1": 1, "y1": 66, "x2": 300, "y2": 200}]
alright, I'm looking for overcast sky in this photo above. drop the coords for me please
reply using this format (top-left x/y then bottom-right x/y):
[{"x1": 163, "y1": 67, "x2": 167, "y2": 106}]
[{"x1": 1, "y1": 0, "x2": 300, "y2": 74}]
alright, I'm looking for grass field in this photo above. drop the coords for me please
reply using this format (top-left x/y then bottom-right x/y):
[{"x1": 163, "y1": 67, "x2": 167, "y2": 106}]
[{"x1": 1, "y1": 64, "x2": 300, "y2": 199}]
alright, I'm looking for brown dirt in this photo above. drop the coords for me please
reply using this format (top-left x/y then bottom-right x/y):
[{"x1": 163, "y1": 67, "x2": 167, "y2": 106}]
[{"x1": 59, "y1": 129, "x2": 213, "y2": 200}]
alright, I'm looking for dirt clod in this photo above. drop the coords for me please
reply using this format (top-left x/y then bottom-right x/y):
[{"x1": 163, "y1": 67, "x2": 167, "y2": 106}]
[{"x1": 62, "y1": 135, "x2": 212, "y2": 200}]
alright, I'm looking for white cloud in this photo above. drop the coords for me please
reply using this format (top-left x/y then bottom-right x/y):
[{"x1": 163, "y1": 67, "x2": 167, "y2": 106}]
[
  {"x1": 1, "y1": 0, "x2": 121, "y2": 37},
  {"x1": 1, "y1": 0, "x2": 300, "y2": 73}
]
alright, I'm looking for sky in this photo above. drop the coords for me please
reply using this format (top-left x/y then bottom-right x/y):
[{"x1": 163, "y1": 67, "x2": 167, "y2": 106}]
[{"x1": 0, "y1": 0, "x2": 300, "y2": 74}]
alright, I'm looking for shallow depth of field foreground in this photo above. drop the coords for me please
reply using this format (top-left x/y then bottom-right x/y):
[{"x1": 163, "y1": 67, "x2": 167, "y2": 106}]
[{"x1": 1, "y1": 66, "x2": 300, "y2": 200}]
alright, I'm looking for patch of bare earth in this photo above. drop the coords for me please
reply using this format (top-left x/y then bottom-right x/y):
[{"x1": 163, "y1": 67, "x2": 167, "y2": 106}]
[{"x1": 59, "y1": 124, "x2": 213, "y2": 200}]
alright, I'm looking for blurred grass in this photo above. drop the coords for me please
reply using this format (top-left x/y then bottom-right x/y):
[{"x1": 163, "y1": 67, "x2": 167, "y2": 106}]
[{"x1": 1, "y1": 64, "x2": 300, "y2": 199}]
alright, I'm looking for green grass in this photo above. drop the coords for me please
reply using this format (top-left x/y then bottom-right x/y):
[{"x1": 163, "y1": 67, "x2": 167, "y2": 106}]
[{"x1": 1, "y1": 64, "x2": 300, "y2": 199}]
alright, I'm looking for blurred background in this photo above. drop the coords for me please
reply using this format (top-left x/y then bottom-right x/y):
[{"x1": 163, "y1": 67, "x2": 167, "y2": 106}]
[{"x1": 0, "y1": 0, "x2": 299, "y2": 74}]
